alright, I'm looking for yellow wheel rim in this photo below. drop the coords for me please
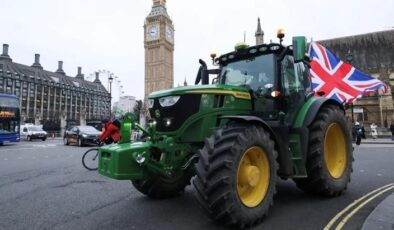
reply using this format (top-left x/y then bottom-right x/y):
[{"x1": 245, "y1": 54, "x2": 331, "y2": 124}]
[
  {"x1": 324, "y1": 123, "x2": 347, "y2": 178},
  {"x1": 236, "y1": 146, "x2": 270, "y2": 208}
]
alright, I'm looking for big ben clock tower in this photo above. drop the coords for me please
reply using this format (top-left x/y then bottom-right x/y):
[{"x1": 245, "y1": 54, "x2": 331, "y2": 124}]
[{"x1": 144, "y1": 0, "x2": 174, "y2": 105}]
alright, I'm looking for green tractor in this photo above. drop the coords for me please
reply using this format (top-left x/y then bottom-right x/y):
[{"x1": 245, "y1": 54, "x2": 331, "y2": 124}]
[{"x1": 98, "y1": 33, "x2": 353, "y2": 228}]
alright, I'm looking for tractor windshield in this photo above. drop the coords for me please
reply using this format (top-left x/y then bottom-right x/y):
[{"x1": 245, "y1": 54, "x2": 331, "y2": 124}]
[{"x1": 220, "y1": 54, "x2": 275, "y2": 92}]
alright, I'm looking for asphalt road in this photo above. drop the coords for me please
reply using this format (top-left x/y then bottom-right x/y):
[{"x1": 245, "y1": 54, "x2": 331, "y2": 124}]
[{"x1": 0, "y1": 140, "x2": 393, "y2": 230}]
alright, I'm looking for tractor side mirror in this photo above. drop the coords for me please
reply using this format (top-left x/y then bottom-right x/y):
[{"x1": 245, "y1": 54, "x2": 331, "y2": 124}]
[
  {"x1": 292, "y1": 36, "x2": 307, "y2": 63},
  {"x1": 195, "y1": 59, "x2": 209, "y2": 85}
]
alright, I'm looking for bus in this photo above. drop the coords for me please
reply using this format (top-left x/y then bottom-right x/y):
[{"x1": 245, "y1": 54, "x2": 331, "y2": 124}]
[{"x1": 0, "y1": 93, "x2": 20, "y2": 145}]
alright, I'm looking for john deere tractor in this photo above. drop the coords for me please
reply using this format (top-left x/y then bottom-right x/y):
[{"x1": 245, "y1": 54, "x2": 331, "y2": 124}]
[{"x1": 98, "y1": 32, "x2": 353, "y2": 228}]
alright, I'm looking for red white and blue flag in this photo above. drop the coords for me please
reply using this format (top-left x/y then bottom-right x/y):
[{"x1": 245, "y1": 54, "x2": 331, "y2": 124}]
[{"x1": 309, "y1": 42, "x2": 388, "y2": 104}]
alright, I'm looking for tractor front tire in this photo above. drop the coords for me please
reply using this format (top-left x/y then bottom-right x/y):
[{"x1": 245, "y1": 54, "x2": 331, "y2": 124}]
[
  {"x1": 193, "y1": 124, "x2": 278, "y2": 228},
  {"x1": 131, "y1": 171, "x2": 192, "y2": 199},
  {"x1": 294, "y1": 105, "x2": 353, "y2": 196}
]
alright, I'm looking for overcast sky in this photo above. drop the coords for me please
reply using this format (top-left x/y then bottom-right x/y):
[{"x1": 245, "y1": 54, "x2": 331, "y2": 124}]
[{"x1": 2, "y1": 0, "x2": 393, "y2": 101}]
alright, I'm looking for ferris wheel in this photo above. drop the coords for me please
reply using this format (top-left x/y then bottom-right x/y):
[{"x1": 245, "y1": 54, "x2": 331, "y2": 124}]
[{"x1": 86, "y1": 70, "x2": 125, "y2": 102}]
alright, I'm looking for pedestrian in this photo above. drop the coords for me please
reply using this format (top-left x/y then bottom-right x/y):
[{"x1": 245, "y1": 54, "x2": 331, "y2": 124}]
[
  {"x1": 354, "y1": 122, "x2": 362, "y2": 145},
  {"x1": 360, "y1": 124, "x2": 366, "y2": 139},
  {"x1": 390, "y1": 123, "x2": 394, "y2": 141},
  {"x1": 370, "y1": 123, "x2": 378, "y2": 140}
]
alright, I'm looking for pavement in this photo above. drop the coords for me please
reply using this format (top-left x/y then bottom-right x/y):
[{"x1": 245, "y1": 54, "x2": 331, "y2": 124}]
[
  {"x1": 356, "y1": 138, "x2": 394, "y2": 230},
  {"x1": 360, "y1": 138, "x2": 394, "y2": 144},
  {"x1": 362, "y1": 192, "x2": 394, "y2": 230}
]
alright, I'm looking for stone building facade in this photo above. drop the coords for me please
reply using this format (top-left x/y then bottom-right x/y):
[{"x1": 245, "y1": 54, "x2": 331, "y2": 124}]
[
  {"x1": 319, "y1": 30, "x2": 394, "y2": 129},
  {"x1": 0, "y1": 44, "x2": 111, "y2": 133},
  {"x1": 144, "y1": 0, "x2": 174, "y2": 106}
]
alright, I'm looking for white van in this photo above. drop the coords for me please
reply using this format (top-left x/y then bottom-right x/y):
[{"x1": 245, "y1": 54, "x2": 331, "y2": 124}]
[{"x1": 20, "y1": 124, "x2": 48, "y2": 141}]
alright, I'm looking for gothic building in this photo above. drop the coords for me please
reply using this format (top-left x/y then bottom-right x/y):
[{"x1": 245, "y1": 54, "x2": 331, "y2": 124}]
[
  {"x1": 144, "y1": 0, "x2": 174, "y2": 105},
  {"x1": 0, "y1": 44, "x2": 111, "y2": 132},
  {"x1": 319, "y1": 30, "x2": 394, "y2": 128},
  {"x1": 254, "y1": 19, "x2": 394, "y2": 129}
]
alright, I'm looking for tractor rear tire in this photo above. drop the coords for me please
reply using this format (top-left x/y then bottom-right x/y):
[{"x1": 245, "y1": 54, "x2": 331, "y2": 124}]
[
  {"x1": 192, "y1": 124, "x2": 278, "y2": 228},
  {"x1": 294, "y1": 105, "x2": 353, "y2": 196},
  {"x1": 131, "y1": 170, "x2": 192, "y2": 199}
]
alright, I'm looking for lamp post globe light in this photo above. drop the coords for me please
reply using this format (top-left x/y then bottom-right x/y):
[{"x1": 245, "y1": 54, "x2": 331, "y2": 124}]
[
  {"x1": 346, "y1": 50, "x2": 354, "y2": 123},
  {"x1": 86, "y1": 70, "x2": 124, "y2": 120}
]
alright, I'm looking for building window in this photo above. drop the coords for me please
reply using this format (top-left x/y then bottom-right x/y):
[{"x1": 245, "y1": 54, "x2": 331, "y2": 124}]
[{"x1": 0, "y1": 77, "x2": 4, "y2": 93}]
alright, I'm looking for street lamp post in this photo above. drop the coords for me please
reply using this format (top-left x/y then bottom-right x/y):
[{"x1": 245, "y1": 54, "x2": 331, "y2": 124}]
[
  {"x1": 346, "y1": 50, "x2": 354, "y2": 123},
  {"x1": 108, "y1": 74, "x2": 114, "y2": 119}
]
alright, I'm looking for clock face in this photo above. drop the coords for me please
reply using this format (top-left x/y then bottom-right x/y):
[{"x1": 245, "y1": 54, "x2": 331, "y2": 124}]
[
  {"x1": 148, "y1": 26, "x2": 158, "y2": 40},
  {"x1": 166, "y1": 27, "x2": 173, "y2": 41}
]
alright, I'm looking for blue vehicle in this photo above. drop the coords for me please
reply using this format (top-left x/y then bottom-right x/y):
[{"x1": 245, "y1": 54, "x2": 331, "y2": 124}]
[{"x1": 0, "y1": 93, "x2": 20, "y2": 145}]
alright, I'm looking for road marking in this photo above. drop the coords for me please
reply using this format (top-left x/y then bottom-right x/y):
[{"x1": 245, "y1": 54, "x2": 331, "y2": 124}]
[
  {"x1": 0, "y1": 145, "x2": 58, "y2": 152},
  {"x1": 335, "y1": 185, "x2": 394, "y2": 229},
  {"x1": 324, "y1": 183, "x2": 394, "y2": 230}
]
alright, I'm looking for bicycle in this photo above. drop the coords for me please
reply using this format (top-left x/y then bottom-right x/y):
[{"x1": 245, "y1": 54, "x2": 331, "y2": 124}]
[
  {"x1": 82, "y1": 141, "x2": 105, "y2": 171},
  {"x1": 82, "y1": 148, "x2": 99, "y2": 170}
]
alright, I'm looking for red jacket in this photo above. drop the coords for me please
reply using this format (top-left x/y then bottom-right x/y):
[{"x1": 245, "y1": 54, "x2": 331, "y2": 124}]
[{"x1": 99, "y1": 122, "x2": 120, "y2": 142}]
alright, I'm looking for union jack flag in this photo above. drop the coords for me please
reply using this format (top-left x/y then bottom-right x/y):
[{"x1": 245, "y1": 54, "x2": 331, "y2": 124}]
[{"x1": 309, "y1": 42, "x2": 388, "y2": 104}]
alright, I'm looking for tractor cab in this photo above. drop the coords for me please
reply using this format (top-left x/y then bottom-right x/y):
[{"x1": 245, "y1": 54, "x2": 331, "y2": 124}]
[{"x1": 197, "y1": 32, "x2": 312, "y2": 125}]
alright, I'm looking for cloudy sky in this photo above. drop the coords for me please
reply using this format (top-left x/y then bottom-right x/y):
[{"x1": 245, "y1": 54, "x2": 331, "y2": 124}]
[{"x1": 2, "y1": 0, "x2": 393, "y2": 101}]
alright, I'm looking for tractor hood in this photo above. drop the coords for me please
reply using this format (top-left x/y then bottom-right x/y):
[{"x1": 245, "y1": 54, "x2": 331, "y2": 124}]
[
  {"x1": 149, "y1": 84, "x2": 251, "y2": 100},
  {"x1": 148, "y1": 84, "x2": 252, "y2": 133}
]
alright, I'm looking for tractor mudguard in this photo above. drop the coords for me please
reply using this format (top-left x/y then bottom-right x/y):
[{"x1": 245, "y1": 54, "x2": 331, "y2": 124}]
[
  {"x1": 99, "y1": 142, "x2": 150, "y2": 180},
  {"x1": 303, "y1": 98, "x2": 344, "y2": 128},
  {"x1": 220, "y1": 115, "x2": 293, "y2": 177}
]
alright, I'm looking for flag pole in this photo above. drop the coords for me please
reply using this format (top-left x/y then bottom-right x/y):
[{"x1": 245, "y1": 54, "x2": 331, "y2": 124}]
[{"x1": 346, "y1": 50, "x2": 354, "y2": 123}]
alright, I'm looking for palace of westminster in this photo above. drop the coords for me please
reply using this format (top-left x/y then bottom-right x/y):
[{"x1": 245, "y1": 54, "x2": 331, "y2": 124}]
[{"x1": 0, "y1": 0, "x2": 393, "y2": 133}]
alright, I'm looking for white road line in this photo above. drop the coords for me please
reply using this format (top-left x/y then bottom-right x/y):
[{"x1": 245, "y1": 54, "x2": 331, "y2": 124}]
[{"x1": 0, "y1": 146, "x2": 58, "y2": 152}]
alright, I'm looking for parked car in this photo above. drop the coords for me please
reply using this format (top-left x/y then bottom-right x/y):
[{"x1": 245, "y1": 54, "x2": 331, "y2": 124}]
[
  {"x1": 63, "y1": 126, "x2": 101, "y2": 147},
  {"x1": 20, "y1": 125, "x2": 47, "y2": 141}
]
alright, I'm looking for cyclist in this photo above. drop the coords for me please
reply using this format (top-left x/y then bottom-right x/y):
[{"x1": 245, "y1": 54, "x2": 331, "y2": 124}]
[{"x1": 98, "y1": 119, "x2": 120, "y2": 144}]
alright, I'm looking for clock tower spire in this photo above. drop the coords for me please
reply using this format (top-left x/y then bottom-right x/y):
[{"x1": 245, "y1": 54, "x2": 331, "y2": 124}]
[{"x1": 144, "y1": 0, "x2": 174, "y2": 108}]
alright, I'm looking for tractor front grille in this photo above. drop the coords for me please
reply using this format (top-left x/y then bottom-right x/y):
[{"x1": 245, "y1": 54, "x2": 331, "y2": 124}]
[{"x1": 149, "y1": 94, "x2": 201, "y2": 132}]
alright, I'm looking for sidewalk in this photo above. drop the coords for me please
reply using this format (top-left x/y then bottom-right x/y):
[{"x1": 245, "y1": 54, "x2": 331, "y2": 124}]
[
  {"x1": 358, "y1": 138, "x2": 394, "y2": 144},
  {"x1": 362, "y1": 191, "x2": 394, "y2": 230}
]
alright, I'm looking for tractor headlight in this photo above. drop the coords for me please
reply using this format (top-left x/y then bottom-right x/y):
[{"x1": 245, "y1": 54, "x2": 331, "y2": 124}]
[
  {"x1": 159, "y1": 96, "x2": 180, "y2": 107},
  {"x1": 148, "y1": 99, "x2": 154, "y2": 108},
  {"x1": 163, "y1": 118, "x2": 172, "y2": 127}
]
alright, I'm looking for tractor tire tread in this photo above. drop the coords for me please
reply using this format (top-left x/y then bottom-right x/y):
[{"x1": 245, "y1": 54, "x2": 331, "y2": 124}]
[
  {"x1": 131, "y1": 169, "x2": 193, "y2": 199},
  {"x1": 193, "y1": 124, "x2": 278, "y2": 228},
  {"x1": 294, "y1": 105, "x2": 353, "y2": 197}
]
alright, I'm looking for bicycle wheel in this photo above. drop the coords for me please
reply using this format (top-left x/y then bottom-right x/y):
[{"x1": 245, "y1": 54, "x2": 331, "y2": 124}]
[{"x1": 82, "y1": 148, "x2": 99, "y2": 171}]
